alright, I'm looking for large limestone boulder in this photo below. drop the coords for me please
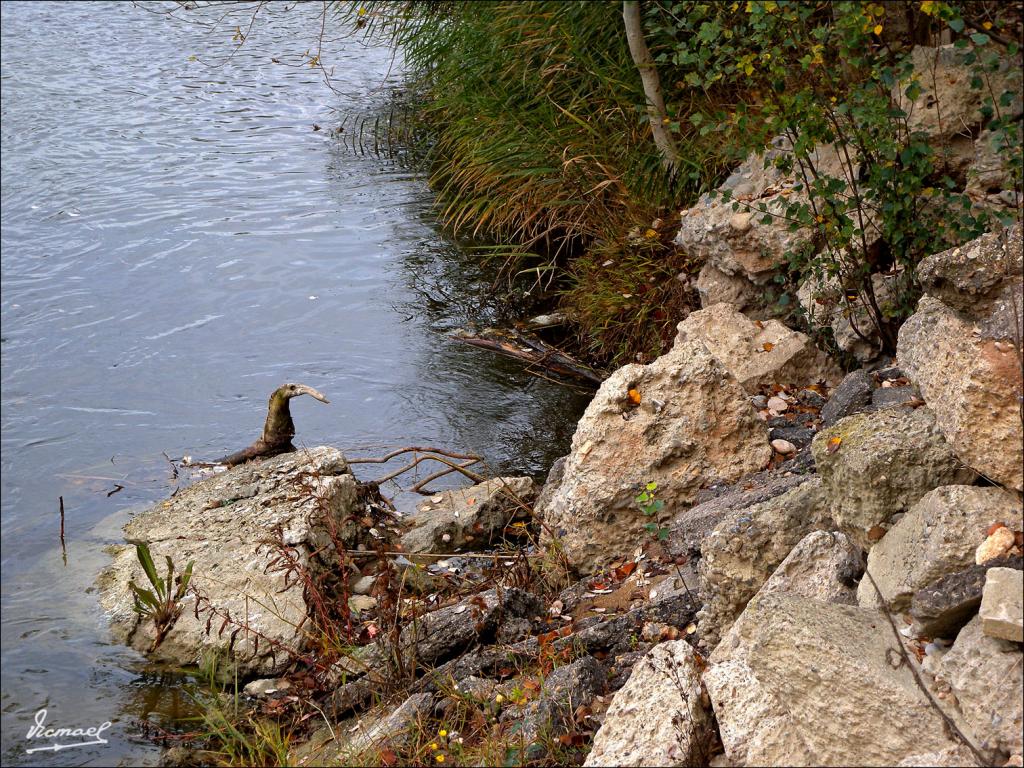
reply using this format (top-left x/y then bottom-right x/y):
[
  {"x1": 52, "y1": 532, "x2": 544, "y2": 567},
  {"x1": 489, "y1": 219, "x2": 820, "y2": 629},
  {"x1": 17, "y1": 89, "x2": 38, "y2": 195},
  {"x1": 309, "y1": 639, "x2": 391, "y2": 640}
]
[
  {"x1": 894, "y1": 45, "x2": 1022, "y2": 141},
  {"x1": 584, "y1": 640, "x2": 711, "y2": 767},
  {"x1": 676, "y1": 141, "x2": 851, "y2": 290},
  {"x1": 399, "y1": 477, "x2": 537, "y2": 555},
  {"x1": 675, "y1": 303, "x2": 840, "y2": 393},
  {"x1": 698, "y1": 477, "x2": 831, "y2": 649},
  {"x1": 859, "y1": 485, "x2": 1023, "y2": 611},
  {"x1": 915, "y1": 225, "x2": 1023, "y2": 321},
  {"x1": 757, "y1": 530, "x2": 863, "y2": 605},
  {"x1": 704, "y1": 594, "x2": 974, "y2": 766},
  {"x1": 539, "y1": 338, "x2": 771, "y2": 574},
  {"x1": 812, "y1": 408, "x2": 976, "y2": 550},
  {"x1": 937, "y1": 615, "x2": 1024, "y2": 758},
  {"x1": 898, "y1": 227, "x2": 1023, "y2": 490},
  {"x1": 98, "y1": 447, "x2": 360, "y2": 677}
]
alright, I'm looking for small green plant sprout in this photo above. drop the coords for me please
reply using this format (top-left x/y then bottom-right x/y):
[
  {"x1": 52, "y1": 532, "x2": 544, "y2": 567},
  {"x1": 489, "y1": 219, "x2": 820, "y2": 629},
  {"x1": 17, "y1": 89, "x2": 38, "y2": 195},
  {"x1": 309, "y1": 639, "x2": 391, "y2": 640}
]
[
  {"x1": 129, "y1": 542, "x2": 194, "y2": 652},
  {"x1": 636, "y1": 481, "x2": 669, "y2": 541}
]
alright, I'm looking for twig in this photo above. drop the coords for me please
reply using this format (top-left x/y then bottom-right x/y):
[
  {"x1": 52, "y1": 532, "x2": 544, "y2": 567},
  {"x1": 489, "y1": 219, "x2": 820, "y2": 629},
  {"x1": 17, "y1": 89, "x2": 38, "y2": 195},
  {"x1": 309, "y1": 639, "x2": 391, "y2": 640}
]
[
  {"x1": 59, "y1": 496, "x2": 66, "y2": 567},
  {"x1": 409, "y1": 459, "x2": 481, "y2": 493},
  {"x1": 336, "y1": 549, "x2": 543, "y2": 561},
  {"x1": 347, "y1": 446, "x2": 482, "y2": 465},
  {"x1": 862, "y1": 568, "x2": 988, "y2": 766}
]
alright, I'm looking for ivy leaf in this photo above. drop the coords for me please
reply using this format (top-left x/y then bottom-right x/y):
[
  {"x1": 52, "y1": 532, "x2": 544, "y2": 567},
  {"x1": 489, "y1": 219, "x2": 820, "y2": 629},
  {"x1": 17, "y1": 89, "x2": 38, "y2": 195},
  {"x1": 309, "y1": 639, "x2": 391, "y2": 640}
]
[
  {"x1": 970, "y1": 32, "x2": 990, "y2": 46},
  {"x1": 948, "y1": 18, "x2": 965, "y2": 33}
]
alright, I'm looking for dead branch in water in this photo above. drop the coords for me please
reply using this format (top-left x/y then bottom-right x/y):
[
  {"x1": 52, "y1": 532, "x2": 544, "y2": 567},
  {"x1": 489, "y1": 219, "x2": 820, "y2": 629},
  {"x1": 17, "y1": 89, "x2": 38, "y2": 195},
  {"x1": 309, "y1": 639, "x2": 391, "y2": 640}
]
[
  {"x1": 452, "y1": 328, "x2": 603, "y2": 386},
  {"x1": 349, "y1": 446, "x2": 485, "y2": 494}
]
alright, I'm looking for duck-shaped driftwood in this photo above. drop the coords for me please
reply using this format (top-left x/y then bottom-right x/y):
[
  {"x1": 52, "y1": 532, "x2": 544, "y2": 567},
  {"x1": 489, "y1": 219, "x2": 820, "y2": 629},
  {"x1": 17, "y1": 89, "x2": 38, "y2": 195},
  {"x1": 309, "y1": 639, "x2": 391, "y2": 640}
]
[{"x1": 217, "y1": 383, "x2": 329, "y2": 467}]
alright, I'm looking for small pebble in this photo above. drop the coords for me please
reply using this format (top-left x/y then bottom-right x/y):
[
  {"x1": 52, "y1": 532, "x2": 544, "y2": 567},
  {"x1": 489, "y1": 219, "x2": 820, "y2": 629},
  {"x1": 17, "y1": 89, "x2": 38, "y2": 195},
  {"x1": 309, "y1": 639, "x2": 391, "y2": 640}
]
[
  {"x1": 750, "y1": 395, "x2": 769, "y2": 409},
  {"x1": 766, "y1": 396, "x2": 788, "y2": 412},
  {"x1": 771, "y1": 438, "x2": 797, "y2": 455}
]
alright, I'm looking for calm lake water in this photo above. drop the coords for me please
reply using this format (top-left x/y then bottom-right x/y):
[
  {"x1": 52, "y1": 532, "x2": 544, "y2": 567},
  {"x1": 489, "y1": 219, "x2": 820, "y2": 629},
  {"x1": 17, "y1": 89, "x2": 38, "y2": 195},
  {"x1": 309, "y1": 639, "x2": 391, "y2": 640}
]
[{"x1": 0, "y1": 3, "x2": 586, "y2": 764}]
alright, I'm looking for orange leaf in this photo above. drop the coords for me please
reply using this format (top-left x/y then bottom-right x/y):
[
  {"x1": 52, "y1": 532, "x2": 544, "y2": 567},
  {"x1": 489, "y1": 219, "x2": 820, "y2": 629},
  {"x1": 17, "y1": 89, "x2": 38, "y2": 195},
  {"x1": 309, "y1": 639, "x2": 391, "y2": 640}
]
[
  {"x1": 827, "y1": 436, "x2": 842, "y2": 454},
  {"x1": 380, "y1": 749, "x2": 398, "y2": 767},
  {"x1": 627, "y1": 388, "x2": 642, "y2": 405},
  {"x1": 614, "y1": 561, "x2": 637, "y2": 580},
  {"x1": 987, "y1": 521, "x2": 1007, "y2": 536},
  {"x1": 762, "y1": 342, "x2": 775, "y2": 352}
]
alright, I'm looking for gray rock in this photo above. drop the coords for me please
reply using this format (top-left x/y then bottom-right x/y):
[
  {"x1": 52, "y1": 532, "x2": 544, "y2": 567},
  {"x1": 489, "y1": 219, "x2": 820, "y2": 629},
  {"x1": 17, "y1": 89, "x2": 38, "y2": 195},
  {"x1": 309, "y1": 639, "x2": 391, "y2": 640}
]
[
  {"x1": 667, "y1": 471, "x2": 807, "y2": 560},
  {"x1": 705, "y1": 594, "x2": 972, "y2": 766},
  {"x1": 797, "y1": 388, "x2": 827, "y2": 408},
  {"x1": 517, "y1": 656, "x2": 605, "y2": 750},
  {"x1": 820, "y1": 369, "x2": 873, "y2": 426},
  {"x1": 346, "y1": 692, "x2": 435, "y2": 756},
  {"x1": 97, "y1": 447, "x2": 360, "y2": 678},
  {"x1": 769, "y1": 425, "x2": 815, "y2": 448},
  {"x1": 399, "y1": 588, "x2": 543, "y2": 669},
  {"x1": 870, "y1": 385, "x2": 919, "y2": 409},
  {"x1": 536, "y1": 456, "x2": 567, "y2": 515},
  {"x1": 980, "y1": 567, "x2": 1024, "y2": 643},
  {"x1": 756, "y1": 530, "x2": 862, "y2": 605},
  {"x1": 328, "y1": 677, "x2": 376, "y2": 718},
  {"x1": 916, "y1": 222, "x2": 1023, "y2": 318},
  {"x1": 937, "y1": 616, "x2": 1023, "y2": 757},
  {"x1": 874, "y1": 366, "x2": 904, "y2": 382},
  {"x1": 859, "y1": 485, "x2": 1023, "y2": 611},
  {"x1": 695, "y1": 262, "x2": 765, "y2": 313},
  {"x1": 698, "y1": 477, "x2": 832, "y2": 649},
  {"x1": 400, "y1": 477, "x2": 537, "y2": 555},
  {"x1": 585, "y1": 641, "x2": 711, "y2": 767},
  {"x1": 812, "y1": 408, "x2": 976, "y2": 550},
  {"x1": 911, "y1": 555, "x2": 1023, "y2": 639}
]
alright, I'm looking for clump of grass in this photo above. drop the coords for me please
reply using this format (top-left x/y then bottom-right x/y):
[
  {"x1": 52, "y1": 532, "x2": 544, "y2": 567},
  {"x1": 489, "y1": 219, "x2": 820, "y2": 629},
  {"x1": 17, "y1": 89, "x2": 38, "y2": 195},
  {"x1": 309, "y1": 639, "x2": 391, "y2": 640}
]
[
  {"x1": 564, "y1": 227, "x2": 698, "y2": 365},
  {"x1": 341, "y1": 1, "x2": 730, "y2": 364}
]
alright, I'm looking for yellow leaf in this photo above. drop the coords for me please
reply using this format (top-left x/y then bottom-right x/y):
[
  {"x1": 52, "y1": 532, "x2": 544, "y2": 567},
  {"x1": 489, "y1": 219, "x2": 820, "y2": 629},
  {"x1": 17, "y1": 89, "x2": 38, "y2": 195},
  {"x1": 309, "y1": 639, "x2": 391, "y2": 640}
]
[
  {"x1": 873, "y1": 24, "x2": 884, "y2": 35},
  {"x1": 982, "y1": 21, "x2": 993, "y2": 30},
  {"x1": 644, "y1": 228, "x2": 658, "y2": 239},
  {"x1": 827, "y1": 436, "x2": 842, "y2": 454}
]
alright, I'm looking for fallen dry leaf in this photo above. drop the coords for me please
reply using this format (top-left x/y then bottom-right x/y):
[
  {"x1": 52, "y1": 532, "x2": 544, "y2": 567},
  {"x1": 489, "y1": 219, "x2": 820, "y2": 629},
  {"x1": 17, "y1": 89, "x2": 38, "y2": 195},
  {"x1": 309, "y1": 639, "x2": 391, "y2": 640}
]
[
  {"x1": 827, "y1": 436, "x2": 842, "y2": 454},
  {"x1": 986, "y1": 521, "x2": 1007, "y2": 536},
  {"x1": 627, "y1": 388, "x2": 642, "y2": 405},
  {"x1": 762, "y1": 341, "x2": 775, "y2": 352}
]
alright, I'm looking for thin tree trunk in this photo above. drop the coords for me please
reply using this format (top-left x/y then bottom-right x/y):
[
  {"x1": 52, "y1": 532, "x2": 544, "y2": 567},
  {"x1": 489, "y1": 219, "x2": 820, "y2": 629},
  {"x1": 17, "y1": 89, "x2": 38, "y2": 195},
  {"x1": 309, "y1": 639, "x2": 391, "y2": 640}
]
[{"x1": 623, "y1": 0, "x2": 678, "y2": 173}]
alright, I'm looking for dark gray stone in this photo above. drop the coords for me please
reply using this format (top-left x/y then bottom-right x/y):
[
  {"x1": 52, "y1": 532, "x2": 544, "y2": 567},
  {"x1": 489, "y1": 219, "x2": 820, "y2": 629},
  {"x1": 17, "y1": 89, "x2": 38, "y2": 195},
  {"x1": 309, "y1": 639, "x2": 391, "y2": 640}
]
[
  {"x1": 399, "y1": 588, "x2": 543, "y2": 669},
  {"x1": 873, "y1": 365, "x2": 904, "y2": 382},
  {"x1": 670, "y1": 472, "x2": 809, "y2": 558},
  {"x1": 821, "y1": 369, "x2": 873, "y2": 426},
  {"x1": 870, "y1": 385, "x2": 920, "y2": 409},
  {"x1": 516, "y1": 655, "x2": 606, "y2": 752},
  {"x1": 911, "y1": 555, "x2": 1023, "y2": 639},
  {"x1": 769, "y1": 425, "x2": 816, "y2": 448},
  {"x1": 798, "y1": 388, "x2": 827, "y2": 409}
]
